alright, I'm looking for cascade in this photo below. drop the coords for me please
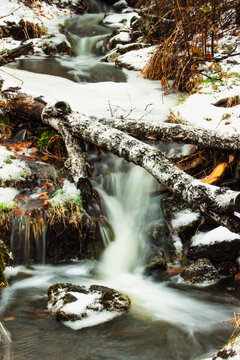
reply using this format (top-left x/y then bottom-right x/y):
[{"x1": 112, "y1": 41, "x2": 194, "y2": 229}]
[
  {"x1": 10, "y1": 214, "x2": 47, "y2": 265},
  {"x1": 98, "y1": 164, "x2": 158, "y2": 275}
]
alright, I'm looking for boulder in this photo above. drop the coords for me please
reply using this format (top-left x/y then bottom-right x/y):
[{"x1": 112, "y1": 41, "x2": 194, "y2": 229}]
[
  {"x1": 180, "y1": 258, "x2": 219, "y2": 285},
  {"x1": 47, "y1": 283, "x2": 130, "y2": 330}
]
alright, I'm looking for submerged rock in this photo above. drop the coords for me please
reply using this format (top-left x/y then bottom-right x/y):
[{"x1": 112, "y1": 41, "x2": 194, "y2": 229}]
[
  {"x1": 47, "y1": 283, "x2": 130, "y2": 330},
  {"x1": 180, "y1": 258, "x2": 219, "y2": 285}
]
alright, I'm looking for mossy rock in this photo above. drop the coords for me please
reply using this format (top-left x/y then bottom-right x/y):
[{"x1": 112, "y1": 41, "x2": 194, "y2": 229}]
[{"x1": 0, "y1": 240, "x2": 13, "y2": 289}]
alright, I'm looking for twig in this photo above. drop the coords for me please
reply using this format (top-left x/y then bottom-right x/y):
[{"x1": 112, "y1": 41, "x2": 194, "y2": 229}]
[{"x1": 0, "y1": 6, "x2": 21, "y2": 20}]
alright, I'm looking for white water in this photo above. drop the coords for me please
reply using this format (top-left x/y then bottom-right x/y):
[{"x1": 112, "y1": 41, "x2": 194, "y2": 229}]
[
  {"x1": 97, "y1": 163, "x2": 238, "y2": 334},
  {"x1": 99, "y1": 165, "x2": 155, "y2": 275}
]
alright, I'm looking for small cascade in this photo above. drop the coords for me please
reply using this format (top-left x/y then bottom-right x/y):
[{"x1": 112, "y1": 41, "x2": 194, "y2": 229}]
[
  {"x1": 76, "y1": 34, "x2": 106, "y2": 57},
  {"x1": 98, "y1": 164, "x2": 160, "y2": 275},
  {"x1": 10, "y1": 214, "x2": 47, "y2": 265}
]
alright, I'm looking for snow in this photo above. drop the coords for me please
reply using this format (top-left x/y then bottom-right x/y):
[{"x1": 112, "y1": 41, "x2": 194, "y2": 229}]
[
  {"x1": 50, "y1": 179, "x2": 82, "y2": 207},
  {"x1": 0, "y1": 146, "x2": 31, "y2": 183},
  {"x1": 0, "y1": 187, "x2": 19, "y2": 209},
  {"x1": 0, "y1": 146, "x2": 13, "y2": 165},
  {"x1": 191, "y1": 226, "x2": 240, "y2": 247},
  {"x1": 110, "y1": 31, "x2": 131, "y2": 44},
  {"x1": 204, "y1": 334, "x2": 240, "y2": 360},
  {"x1": 64, "y1": 310, "x2": 117, "y2": 330},
  {"x1": 0, "y1": 0, "x2": 74, "y2": 53},
  {"x1": 63, "y1": 291, "x2": 100, "y2": 315},
  {"x1": 0, "y1": 66, "x2": 179, "y2": 121},
  {"x1": 103, "y1": 12, "x2": 139, "y2": 29},
  {"x1": 172, "y1": 209, "x2": 200, "y2": 229},
  {"x1": 116, "y1": 46, "x2": 157, "y2": 71},
  {"x1": 170, "y1": 33, "x2": 240, "y2": 134}
]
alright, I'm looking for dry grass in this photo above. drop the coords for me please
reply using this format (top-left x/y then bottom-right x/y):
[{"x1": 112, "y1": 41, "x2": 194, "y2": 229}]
[
  {"x1": 48, "y1": 203, "x2": 83, "y2": 231},
  {"x1": 141, "y1": 0, "x2": 238, "y2": 92},
  {"x1": 224, "y1": 312, "x2": 240, "y2": 342}
]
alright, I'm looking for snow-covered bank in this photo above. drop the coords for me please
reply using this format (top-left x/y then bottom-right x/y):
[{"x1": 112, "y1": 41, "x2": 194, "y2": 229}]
[{"x1": 0, "y1": 66, "x2": 179, "y2": 120}]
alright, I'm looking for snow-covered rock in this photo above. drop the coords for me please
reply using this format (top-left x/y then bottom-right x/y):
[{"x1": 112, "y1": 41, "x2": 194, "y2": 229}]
[{"x1": 48, "y1": 282, "x2": 131, "y2": 330}]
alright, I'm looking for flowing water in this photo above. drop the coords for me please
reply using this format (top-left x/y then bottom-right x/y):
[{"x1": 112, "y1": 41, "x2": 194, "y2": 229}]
[{"x1": 1, "y1": 2, "x2": 240, "y2": 359}]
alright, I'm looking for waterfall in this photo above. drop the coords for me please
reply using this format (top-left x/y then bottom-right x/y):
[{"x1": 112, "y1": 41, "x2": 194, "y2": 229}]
[
  {"x1": 98, "y1": 164, "x2": 158, "y2": 275},
  {"x1": 10, "y1": 215, "x2": 47, "y2": 265}
]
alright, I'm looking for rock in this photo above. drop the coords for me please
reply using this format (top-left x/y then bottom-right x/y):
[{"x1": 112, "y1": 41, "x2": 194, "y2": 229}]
[
  {"x1": 48, "y1": 283, "x2": 131, "y2": 330},
  {"x1": 144, "y1": 249, "x2": 167, "y2": 276},
  {"x1": 180, "y1": 258, "x2": 219, "y2": 285},
  {"x1": 0, "y1": 240, "x2": 13, "y2": 288},
  {"x1": 114, "y1": 0, "x2": 129, "y2": 12},
  {"x1": 43, "y1": 40, "x2": 73, "y2": 56},
  {"x1": 161, "y1": 196, "x2": 201, "y2": 248},
  {"x1": 188, "y1": 238, "x2": 240, "y2": 263}
]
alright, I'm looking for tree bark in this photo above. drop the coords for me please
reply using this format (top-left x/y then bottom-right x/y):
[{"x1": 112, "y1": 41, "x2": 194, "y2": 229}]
[
  {"x1": 9, "y1": 95, "x2": 91, "y2": 200},
  {"x1": 95, "y1": 116, "x2": 240, "y2": 151},
  {"x1": 0, "y1": 42, "x2": 34, "y2": 66},
  {"x1": 42, "y1": 102, "x2": 240, "y2": 233},
  {"x1": 9, "y1": 94, "x2": 240, "y2": 151}
]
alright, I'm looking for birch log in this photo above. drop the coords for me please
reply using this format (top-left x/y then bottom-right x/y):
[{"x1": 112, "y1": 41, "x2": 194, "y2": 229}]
[
  {"x1": 41, "y1": 101, "x2": 92, "y2": 201},
  {"x1": 95, "y1": 116, "x2": 240, "y2": 151},
  {"x1": 42, "y1": 102, "x2": 240, "y2": 233}
]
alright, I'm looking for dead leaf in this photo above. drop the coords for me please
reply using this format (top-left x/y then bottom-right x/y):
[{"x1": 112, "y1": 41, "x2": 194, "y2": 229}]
[
  {"x1": 167, "y1": 265, "x2": 186, "y2": 276},
  {"x1": 201, "y1": 162, "x2": 229, "y2": 184},
  {"x1": 15, "y1": 208, "x2": 26, "y2": 217},
  {"x1": 42, "y1": 200, "x2": 50, "y2": 208},
  {"x1": 41, "y1": 182, "x2": 53, "y2": 189},
  {"x1": 38, "y1": 192, "x2": 48, "y2": 200}
]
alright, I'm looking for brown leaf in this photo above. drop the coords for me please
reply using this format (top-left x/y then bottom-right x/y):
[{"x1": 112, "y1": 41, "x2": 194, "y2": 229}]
[
  {"x1": 42, "y1": 200, "x2": 50, "y2": 208},
  {"x1": 15, "y1": 208, "x2": 26, "y2": 217},
  {"x1": 38, "y1": 192, "x2": 48, "y2": 200},
  {"x1": 41, "y1": 182, "x2": 53, "y2": 189}
]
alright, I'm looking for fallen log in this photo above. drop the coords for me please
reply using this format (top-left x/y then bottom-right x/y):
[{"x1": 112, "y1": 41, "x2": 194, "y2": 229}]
[
  {"x1": 0, "y1": 42, "x2": 34, "y2": 66},
  {"x1": 95, "y1": 116, "x2": 240, "y2": 151},
  {"x1": 8, "y1": 95, "x2": 91, "y2": 200},
  {"x1": 8, "y1": 94, "x2": 240, "y2": 151},
  {"x1": 42, "y1": 101, "x2": 240, "y2": 233}
]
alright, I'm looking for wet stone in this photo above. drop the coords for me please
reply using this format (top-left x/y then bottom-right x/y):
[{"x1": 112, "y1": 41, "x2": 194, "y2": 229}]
[{"x1": 180, "y1": 258, "x2": 219, "y2": 285}]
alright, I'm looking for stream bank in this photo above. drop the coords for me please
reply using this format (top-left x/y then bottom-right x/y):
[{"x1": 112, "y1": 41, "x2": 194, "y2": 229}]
[{"x1": 0, "y1": 0, "x2": 240, "y2": 359}]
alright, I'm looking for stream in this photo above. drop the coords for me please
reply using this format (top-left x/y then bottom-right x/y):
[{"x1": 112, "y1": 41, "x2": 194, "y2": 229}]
[{"x1": 1, "y1": 2, "x2": 240, "y2": 359}]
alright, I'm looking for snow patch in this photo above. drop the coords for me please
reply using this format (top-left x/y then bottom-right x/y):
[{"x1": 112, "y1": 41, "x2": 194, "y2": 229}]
[
  {"x1": 0, "y1": 146, "x2": 31, "y2": 183},
  {"x1": 116, "y1": 46, "x2": 156, "y2": 71},
  {"x1": 191, "y1": 226, "x2": 240, "y2": 247},
  {"x1": 50, "y1": 179, "x2": 82, "y2": 207},
  {"x1": 172, "y1": 209, "x2": 200, "y2": 229}
]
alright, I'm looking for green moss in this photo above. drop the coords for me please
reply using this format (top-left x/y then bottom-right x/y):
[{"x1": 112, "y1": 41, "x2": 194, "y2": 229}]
[{"x1": 0, "y1": 200, "x2": 16, "y2": 211}]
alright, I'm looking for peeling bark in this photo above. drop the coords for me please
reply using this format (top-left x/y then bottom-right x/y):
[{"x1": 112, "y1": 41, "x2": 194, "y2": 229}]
[{"x1": 42, "y1": 102, "x2": 240, "y2": 233}]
